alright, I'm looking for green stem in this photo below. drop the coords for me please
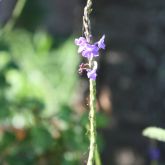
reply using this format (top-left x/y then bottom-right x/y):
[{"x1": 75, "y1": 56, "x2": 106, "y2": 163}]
[
  {"x1": 82, "y1": 0, "x2": 102, "y2": 164},
  {"x1": 87, "y1": 79, "x2": 96, "y2": 165},
  {"x1": 95, "y1": 146, "x2": 102, "y2": 165},
  {"x1": 3, "y1": 0, "x2": 26, "y2": 32}
]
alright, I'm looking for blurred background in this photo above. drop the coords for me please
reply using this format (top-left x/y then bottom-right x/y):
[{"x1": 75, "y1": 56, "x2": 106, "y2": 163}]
[{"x1": 0, "y1": 0, "x2": 165, "y2": 165}]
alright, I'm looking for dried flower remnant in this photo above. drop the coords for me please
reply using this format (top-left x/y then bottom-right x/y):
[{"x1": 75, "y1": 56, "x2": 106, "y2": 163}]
[{"x1": 78, "y1": 63, "x2": 89, "y2": 74}]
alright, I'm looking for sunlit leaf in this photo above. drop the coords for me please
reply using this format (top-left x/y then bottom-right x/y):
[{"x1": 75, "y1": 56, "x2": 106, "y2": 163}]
[{"x1": 142, "y1": 127, "x2": 165, "y2": 142}]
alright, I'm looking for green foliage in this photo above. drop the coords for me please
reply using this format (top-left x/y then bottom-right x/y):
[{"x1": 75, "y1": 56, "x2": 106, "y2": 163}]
[
  {"x1": 0, "y1": 29, "x2": 90, "y2": 164},
  {"x1": 143, "y1": 127, "x2": 165, "y2": 142}
]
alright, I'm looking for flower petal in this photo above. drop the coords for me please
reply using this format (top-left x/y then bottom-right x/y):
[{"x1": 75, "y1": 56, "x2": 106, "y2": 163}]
[
  {"x1": 97, "y1": 35, "x2": 105, "y2": 49},
  {"x1": 87, "y1": 69, "x2": 97, "y2": 80},
  {"x1": 82, "y1": 44, "x2": 99, "y2": 58},
  {"x1": 75, "y1": 37, "x2": 87, "y2": 46}
]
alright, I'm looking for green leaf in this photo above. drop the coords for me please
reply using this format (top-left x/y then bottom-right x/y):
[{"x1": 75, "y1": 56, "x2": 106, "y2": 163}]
[
  {"x1": 142, "y1": 127, "x2": 165, "y2": 142},
  {"x1": 30, "y1": 126, "x2": 54, "y2": 154}
]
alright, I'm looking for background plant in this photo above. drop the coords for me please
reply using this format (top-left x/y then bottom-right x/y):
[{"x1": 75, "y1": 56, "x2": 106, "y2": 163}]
[{"x1": 0, "y1": 28, "x2": 89, "y2": 165}]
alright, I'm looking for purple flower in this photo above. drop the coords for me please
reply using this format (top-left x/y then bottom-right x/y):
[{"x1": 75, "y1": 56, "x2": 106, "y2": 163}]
[
  {"x1": 82, "y1": 44, "x2": 99, "y2": 58},
  {"x1": 75, "y1": 35, "x2": 105, "y2": 79},
  {"x1": 149, "y1": 148, "x2": 160, "y2": 160},
  {"x1": 75, "y1": 37, "x2": 87, "y2": 46},
  {"x1": 75, "y1": 35, "x2": 105, "y2": 59},
  {"x1": 96, "y1": 35, "x2": 105, "y2": 49},
  {"x1": 87, "y1": 69, "x2": 97, "y2": 80},
  {"x1": 75, "y1": 37, "x2": 88, "y2": 54}
]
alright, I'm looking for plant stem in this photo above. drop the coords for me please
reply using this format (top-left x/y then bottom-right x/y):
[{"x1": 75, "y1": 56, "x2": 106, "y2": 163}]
[
  {"x1": 82, "y1": 0, "x2": 101, "y2": 164},
  {"x1": 87, "y1": 79, "x2": 96, "y2": 165},
  {"x1": 95, "y1": 146, "x2": 102, "y2": 165},
  {"x1": 3, "y1": 0, "x2": 26, "y2": 32}
]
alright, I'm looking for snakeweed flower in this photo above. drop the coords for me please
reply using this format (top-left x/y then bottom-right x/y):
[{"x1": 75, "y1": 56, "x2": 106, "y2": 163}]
[
  {"x1": 96, "y1": 35, "x2": 105, "y2": 49},
  {"x1": 87, "y1": 61, "x2": 98, "y2": 80},
  {"x1": 75, "y1": 37, "x2": 99, "y2": 58},
  {"x1": 75, "y1": 35, "x2": 105, "y2": 59},
  {"x1": 87, "y1": 69, "x2": 97, "y2": 80},
  {"x1": 75, "y1": 37, "x2": 87, "y2": 45},
  {"x1": 75, "y1": 37, "x2": 87, "y2": 53},
  {"x1": 75, "y1": 35, "x2": 105, "y2": 80},
  {"x1": 82, "y1": 44, "x2": 99, "y2": 58}
]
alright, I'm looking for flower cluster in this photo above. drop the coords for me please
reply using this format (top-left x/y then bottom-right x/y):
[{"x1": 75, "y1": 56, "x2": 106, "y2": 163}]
[{"x1": 75, "y1": 35, "x2": 105, "y2": 80}]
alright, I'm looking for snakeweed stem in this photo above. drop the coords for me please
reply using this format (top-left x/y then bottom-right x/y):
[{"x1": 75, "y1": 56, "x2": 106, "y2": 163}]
[{"x1": 83, "y1": 0, "x2": 101, "y2": 165}]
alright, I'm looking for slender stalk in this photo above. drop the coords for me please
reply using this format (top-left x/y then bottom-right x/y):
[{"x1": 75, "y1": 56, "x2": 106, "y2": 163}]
[
  {"x1": 95, "y1": 146, "x2": 102, "y2": 165},
  {"x1": 3, "y1": 0, "x2": 26, "y2": 32},
  {"x1": 83, "y1": 0, "x2": 101, "y2": 165},
  {"x1": 87, "y1": 79, "x2": 96, "y2": 165}
]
